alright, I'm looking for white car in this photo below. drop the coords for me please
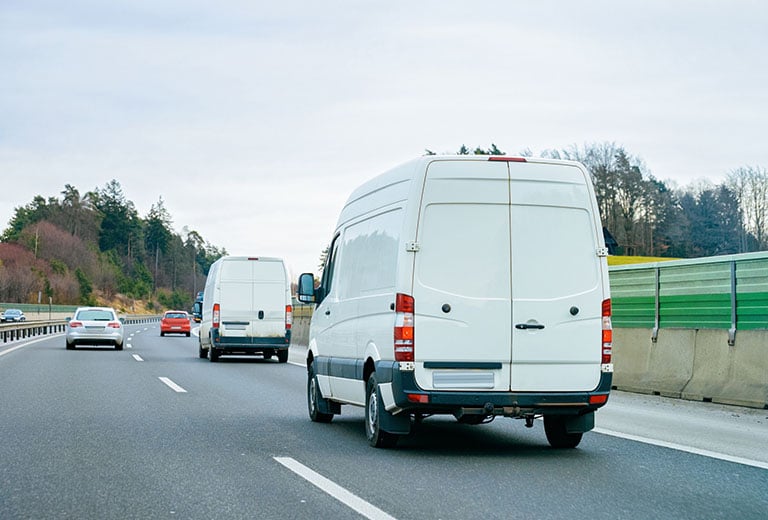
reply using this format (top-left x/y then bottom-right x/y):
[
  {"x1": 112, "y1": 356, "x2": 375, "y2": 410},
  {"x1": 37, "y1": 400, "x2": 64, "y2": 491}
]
[{"x1": 65, "y1": 307, "x2": 124, "y2": 350}]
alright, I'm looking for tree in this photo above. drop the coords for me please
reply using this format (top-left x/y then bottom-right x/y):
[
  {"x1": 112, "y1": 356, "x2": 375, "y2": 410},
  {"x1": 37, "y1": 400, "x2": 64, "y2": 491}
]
[{"x1": 727, "y1": 166, "x2": 768, "y2": 251}]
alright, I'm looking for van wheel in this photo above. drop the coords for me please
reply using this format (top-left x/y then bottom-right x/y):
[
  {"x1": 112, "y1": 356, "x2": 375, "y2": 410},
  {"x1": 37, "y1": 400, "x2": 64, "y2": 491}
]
[
  {"x1": 365, "y1": 373, "x2": 399, "y2": 448},
  {"x1": 198, "y1": 340, "x2": 207, "y2": 359},
  {"x1": 307, "y1": 364, "x2": 333, "y2": 423},
  {"x1": 544, "y1": 415, "x2": 583, "y2": 449},
  {"x1": 277, "y1": 349, "x2": 289, "y2": 363},
  {"x1": 209, "y1": 346, "x2": 220, "y2": 362}
]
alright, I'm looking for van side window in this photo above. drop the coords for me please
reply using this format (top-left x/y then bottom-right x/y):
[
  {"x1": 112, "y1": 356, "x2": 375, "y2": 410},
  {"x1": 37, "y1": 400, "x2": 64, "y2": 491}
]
[{"x1": 319, "y1": 234, "x2": 341, "y2": 302}]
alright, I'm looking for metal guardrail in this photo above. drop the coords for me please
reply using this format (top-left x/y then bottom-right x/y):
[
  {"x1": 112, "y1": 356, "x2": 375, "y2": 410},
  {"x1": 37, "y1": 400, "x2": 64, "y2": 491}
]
[{"x1": 0, "y1": 315, "x2": 162, "y2": 344}]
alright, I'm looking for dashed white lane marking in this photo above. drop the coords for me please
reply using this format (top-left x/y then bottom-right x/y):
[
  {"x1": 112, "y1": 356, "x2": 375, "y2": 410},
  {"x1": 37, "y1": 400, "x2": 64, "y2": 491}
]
[
  {"x1": 274, "y1": 457, "x2": 396, "y2": 520},
  {"x1": 158, "y1": 377, "x2": 187, "y2": 393},
  {"x1": 132, "y1": 354, "x2": 143, "y2": 362},
  {"x1": 594, "y1": 428, "x2": 768, "y2": 470}
]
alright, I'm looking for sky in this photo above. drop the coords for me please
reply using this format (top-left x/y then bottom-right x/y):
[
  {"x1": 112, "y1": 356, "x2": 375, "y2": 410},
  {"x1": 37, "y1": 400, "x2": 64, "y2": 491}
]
[{"x1": 1, "y1": 0, "x2": 767, "y2": 277}]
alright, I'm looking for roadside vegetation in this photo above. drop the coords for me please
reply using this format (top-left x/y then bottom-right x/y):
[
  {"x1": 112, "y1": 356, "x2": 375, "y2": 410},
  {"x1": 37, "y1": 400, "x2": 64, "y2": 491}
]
[{"x1": 0, "y1": 181, "x2": 225, "y2": 312}]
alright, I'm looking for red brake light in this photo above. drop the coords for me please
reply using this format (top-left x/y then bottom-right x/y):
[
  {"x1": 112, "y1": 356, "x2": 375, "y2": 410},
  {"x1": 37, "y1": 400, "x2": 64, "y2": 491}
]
[
  {"x1": 108, "y1": 322, "x2": 121, "y2": 329},
  {"x1": 213, "y1": 303, "x2": 220, "y2": 328},
  {"x1": 394, "y1": 293, "x2": 414, "y2": 362},
  {"x1": 488, "y1": 157, "x2": 527, "y2": 162},
  {"x1": 69, "y1": 321, "x2": 83, "y2": 328},
  {"x1": 285, "y1": 305, "x2": 293, "y2": 330},
  {"x1": 602, "y1": 298, "x2": 612, "y2": 364},
  {"x1": 590, "y1": 394, "x2": 608, "y2": 405}
]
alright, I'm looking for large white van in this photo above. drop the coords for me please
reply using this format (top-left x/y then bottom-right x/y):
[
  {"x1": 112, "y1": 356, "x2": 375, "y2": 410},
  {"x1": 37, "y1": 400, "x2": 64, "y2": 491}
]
[
  {"x1": 199, "y1": 256, "x2": 292, "y2": 363},
  {"x1": 297, "y1": 155, "x2": 613, "y2": 448}
]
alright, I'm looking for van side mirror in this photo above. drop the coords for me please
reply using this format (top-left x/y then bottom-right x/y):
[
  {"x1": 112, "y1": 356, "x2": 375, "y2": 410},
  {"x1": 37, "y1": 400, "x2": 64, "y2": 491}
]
[{"x1": 296, "y1": 273, "x2": 317, "y2": 303}]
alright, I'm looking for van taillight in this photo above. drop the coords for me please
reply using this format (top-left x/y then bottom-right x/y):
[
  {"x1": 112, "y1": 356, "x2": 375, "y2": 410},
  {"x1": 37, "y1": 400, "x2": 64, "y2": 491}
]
[
  {"x1": 394, "y1": 293, "x2": 414, "y2": 362},
  {"x1": 285, "y1": 305, "x2": 293, "y2": 330},
  {"x1": 213, "y1": 303, "x2": 220, "y2": 328},
  {"x1": 602, "y1": 299, "x2": 612, "y2": 364}
]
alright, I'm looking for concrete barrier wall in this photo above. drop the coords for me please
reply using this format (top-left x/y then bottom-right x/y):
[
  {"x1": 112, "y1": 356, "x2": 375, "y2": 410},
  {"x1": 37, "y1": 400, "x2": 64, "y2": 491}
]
[{"x1": 613, "y1": 328, "x2": 768, "y2": 409}]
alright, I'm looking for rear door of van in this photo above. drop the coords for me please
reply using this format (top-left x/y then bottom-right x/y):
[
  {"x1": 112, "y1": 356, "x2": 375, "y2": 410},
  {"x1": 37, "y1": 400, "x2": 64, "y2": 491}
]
[
  {"x1": 507, "y1": 161, "x2": 604, "y2": 392},
  {"x1": 411, "y1": 159, "x2": 513, "y2": 392},
  {"x1": 411, "y1": 158, "x2": 604, "y2": 393}
]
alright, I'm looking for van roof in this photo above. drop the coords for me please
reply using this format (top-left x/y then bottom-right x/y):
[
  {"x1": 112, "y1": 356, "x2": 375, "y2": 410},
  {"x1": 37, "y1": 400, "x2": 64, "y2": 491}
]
[
  {"x1": 344, "y1": 155, "x2": 587, "y2": 211},
  {"x1": 217, "y1": 256, "x2": 285, "y2": 263}
]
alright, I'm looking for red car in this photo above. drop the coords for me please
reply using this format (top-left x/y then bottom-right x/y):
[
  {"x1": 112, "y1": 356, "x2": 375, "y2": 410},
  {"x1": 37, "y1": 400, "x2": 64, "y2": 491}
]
[{"x1": 160, "y1": 310, "x2": 191, "y2": 337}]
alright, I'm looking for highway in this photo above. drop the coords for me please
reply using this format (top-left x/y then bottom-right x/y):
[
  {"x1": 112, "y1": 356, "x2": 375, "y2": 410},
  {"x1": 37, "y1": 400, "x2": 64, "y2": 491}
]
[{"x1": 1, "y1": 322, "x2": 766, "y2": 519}]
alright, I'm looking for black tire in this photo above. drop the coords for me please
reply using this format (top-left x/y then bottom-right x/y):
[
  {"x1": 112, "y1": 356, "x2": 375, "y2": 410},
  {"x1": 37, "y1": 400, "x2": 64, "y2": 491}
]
[
  {"x1": 365, "y1": 373, "x2": 399, "y2": 448},
  {"x1": 198, "y1": 341, "x2": 207, "y2": 359},
  {"x1": 186, "y1": 332, "x2": 190, "y2": 337},
  {"x1": 307, "y1": 363, "x2": 333, "y2": 423},
  {"x1": 263, "y1": 350, "x2": 273, "y2": 360},
  {"x1": 66, "y1": 341, "x2": 75, "y2": 350},
  {"x1": 115, "y1": 342, "x2": 123, "y2": 351},
  {"x1": 544, "y1": 415, "x2": 583, "y2": 449},
  {"x1": 160, "y1": 332, "x2": 165, "y2": 337},
  {"x1": 208, "y1": 346, "x2": 220, "y2": 362},
  {"x1": 277, "y1": 349, "x2": 289, "y2": 363}
]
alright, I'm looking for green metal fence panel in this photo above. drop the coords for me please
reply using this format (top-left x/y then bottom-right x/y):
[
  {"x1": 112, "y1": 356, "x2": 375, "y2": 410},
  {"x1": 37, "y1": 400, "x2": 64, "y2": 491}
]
[{"x1": 609, "y1": 251, "x2": 768, "y2": 331}]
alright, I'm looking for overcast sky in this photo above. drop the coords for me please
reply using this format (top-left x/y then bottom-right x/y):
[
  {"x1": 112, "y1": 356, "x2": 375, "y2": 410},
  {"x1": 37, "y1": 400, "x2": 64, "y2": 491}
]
[{"x1": 2, "y1": 1, "x2": 767, "y2": 276}]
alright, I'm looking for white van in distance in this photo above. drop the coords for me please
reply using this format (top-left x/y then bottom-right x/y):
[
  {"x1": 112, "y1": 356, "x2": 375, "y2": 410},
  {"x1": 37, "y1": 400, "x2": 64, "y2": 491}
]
[
  {"x1": 297, "y1": 155, "x2": 613, "y2": 448},
  {"x1": 199, "y1": 256, "x2": 293, "y2": 363}
]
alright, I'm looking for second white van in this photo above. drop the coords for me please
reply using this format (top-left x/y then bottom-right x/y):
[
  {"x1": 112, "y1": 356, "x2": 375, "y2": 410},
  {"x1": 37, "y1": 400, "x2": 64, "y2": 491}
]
[
  {"x1": 199, "y1": 256, "x2": 292, "y2": 363},
  {"x1": 297, "y1": 155, "x2": 613, "y2": 448}
]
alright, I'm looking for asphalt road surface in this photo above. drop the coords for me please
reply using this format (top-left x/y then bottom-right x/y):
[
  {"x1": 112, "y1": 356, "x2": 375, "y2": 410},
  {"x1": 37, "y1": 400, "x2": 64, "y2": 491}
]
[{"x1": 1, "y1": 323, "x2": 766, "y2": 519}]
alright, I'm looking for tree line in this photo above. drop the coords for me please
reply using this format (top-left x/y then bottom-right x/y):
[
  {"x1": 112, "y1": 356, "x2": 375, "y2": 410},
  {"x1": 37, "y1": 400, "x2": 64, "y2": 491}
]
[{"x1": 0, "y1": 180, "x2": 225, "y2": 309}]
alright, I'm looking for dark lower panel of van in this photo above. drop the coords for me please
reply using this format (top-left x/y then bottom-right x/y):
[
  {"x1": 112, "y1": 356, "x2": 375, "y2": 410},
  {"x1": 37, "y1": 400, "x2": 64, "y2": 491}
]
[
  {"x1": 379, "y1": 360, "x2": 611, "y2": 418},
  {"x1": 211, "y1": 329, "x2": 290, "y2": 353}
]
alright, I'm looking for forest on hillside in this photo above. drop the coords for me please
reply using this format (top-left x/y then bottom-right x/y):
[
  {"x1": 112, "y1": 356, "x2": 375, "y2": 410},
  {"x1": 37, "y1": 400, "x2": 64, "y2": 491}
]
[{"x1": 0, "y1": 180, "x2": 225, "y2": 310}]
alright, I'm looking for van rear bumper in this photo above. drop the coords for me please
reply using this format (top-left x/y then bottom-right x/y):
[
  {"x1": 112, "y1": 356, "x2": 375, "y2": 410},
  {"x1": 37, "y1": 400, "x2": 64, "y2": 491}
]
[
  {"x1": 211, "y1": 329, "x2": 290, "y2": 352},
  {"x1": 375, "y1": 361, "x2": 612, "y2": 417}
]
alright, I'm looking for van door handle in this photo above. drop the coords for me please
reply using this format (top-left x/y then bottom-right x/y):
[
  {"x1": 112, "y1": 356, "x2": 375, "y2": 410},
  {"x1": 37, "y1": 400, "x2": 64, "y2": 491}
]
[{"x1": 515, "y1": 323, "x2": 545, "y2": 330}]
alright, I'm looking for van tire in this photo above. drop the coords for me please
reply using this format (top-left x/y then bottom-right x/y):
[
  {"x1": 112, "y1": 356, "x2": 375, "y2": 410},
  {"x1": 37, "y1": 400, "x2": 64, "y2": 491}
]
[
  {"x1": 198, "y1": 341, "x2": 207, "y2": 359},
  {"x1": 544, "y1": 415, "x2": 583, "y2": 449},
  {"x1": 209, "y1": 346, "x2": 220, "y2": 362},
  {"x1": 307, "y1": 364, "x2": 333, "y2": 423},
  {"x1": 365, "y1": 373, "x2": 399, "y2": 448},
  {"x1": 277, "y1": 350, "x2": 289, "y2": 363}
]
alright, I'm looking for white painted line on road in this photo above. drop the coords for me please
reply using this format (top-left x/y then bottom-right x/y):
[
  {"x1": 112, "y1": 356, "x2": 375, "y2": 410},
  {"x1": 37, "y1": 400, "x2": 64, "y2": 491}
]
[
  {"x1": 158, "y1": 377, "x2": 187, "y2": 393},
  {"x1": 126, "y1": 343, "x2": 132, "y2": 349},
  {"x1": 274, "y1": 457, "x2": 396, "y2": 520},
  {"x1": 132, "y1": 354, "x2": 143, "y2": 362},
  {"x1": 594, "y1": 427, "x2": 768, "y2": 470}
]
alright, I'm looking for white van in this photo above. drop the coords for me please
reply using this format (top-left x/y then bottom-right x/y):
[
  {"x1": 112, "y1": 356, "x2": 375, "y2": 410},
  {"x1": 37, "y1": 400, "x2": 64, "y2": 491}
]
[
  {"x1": 199, "y1": 256, "x2": 293, "y2": 363},
  {"x1": 297, "y1": 155, "x2": 613, "y2": 448}
]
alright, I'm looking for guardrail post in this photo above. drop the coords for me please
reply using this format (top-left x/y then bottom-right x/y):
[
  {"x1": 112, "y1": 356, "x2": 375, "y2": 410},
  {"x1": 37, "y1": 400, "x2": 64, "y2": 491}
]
[
  {"x1": 728, "y1": 260, "x2": 737, "y2": 346},
  {"x1": 651, "y1": 266, "x2": 660, "y2": 343}
]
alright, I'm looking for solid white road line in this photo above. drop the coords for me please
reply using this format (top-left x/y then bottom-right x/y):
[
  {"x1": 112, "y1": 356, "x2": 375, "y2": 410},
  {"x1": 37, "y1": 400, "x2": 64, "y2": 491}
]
[
  {"x1": 0, "y1": 335, "x2": 64, "y2": 357},
  {"x1": 594, "y1": 427, "x2": 768, "y2": 470},
  {"x1": 274, "y1": 457, "x2": 396, "y2": 520},
  {"x1": 132, "y1": 354, "x2": 143, "y2": 362},
  {"x1": 158, "y1": 377, "x2": 187, "y2": 393}
]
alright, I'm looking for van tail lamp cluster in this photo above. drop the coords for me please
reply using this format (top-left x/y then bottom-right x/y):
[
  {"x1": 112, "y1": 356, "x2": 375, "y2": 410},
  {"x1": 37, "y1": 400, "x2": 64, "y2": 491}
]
[
  {"x1": 590, "y1": 394, "x2": 609, "y2": 405},
  {"x1": 394, "y1": 293, "x2": 414, "y2": 362},
  {"x1": 213, "y1": 303, "x2": 221, "y2": 328},
  {"x1": 602, "y1": 299, "x2": 612, "y2": 364},
  {"x1": 407, "y1": 393, "x2": 429, "y2": 403},
  {"x1": 285, "y1": 305, "x2": 293, "y2": 330}
]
